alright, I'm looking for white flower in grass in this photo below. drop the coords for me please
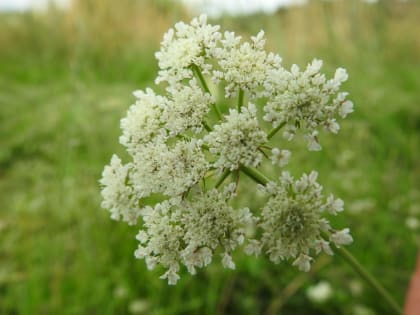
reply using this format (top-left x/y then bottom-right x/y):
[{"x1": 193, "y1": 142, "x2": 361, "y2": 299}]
[
  {"x1": 333, "y1": 68, "x2": 349, "y2": 86},
  {"x1": 326, "y1": 195, "x2": 344, "y2": 215},
  {"x1": 100, "y1": 15, "x2": 354, "y2": 285},
  {"x1": 204, "y1": 104, "x2": 267, "y2": 171},
  {"x1": 119, "y1": 89, "x2": 167, "y2": 152},
  {"x1": 335, "y1": 91, "x2": 354, "y2": 118},
  {"x1": 160, "y1": 264, "x2": 181, "y2": 286},
  {"x1": 263, "y1": 59, "x2": 353, "y2": 149},
  {"x1": 100, "y1": 155, "x2": 141, "y2": 225},
  {"x1": 326, "y1": 118, "x2": 340, "y2": 134},
  {"x1": 163, "y1": 79, "x2": 213, "y2": 135},
  {"x1": 155, "y1": 14, "x2": 221, "y2": 84},
  {"x1": 305, "y1": 131, "x2": 322, "y2": 151},
  {"x1": 258, "y1": 171, "x2": 351, "y2": 271},
  {"x1": 181, "y1": 184, "x2": 255, "y2": 274},
  {"x1": 271, "y1": 148, "x2": 291, "y2": 167},
  {"x1": 406, "y1": 216, "x2": 420, "y2": 230},
  {"x1": 293, "y1": 254, "x2": 312, "y2": 272},
  {"x1": 134, "y1": 200, "x2": 184, "y2": 282},
  {"x1": 181, "y1": 247, "x2": 213, "y2": 275},
  {"x1": 134, "y1": 185, "x2": 254, "y2": 284},
  {"x1": 306, "y1": 281, "x2": 333, "y2": 303},
  {"x1": 330, "y1": 228, "x2": 353, "y2": 246},
  {"x1": 214, "y1": 30, "x2": 282, "y2": 98},
  {"x1": 221, "y1": 252, "x2": 236, "y2": 269},
  {"x1": 353, "y1": 304, "x2": 375, "y2": 315},
  {"x1": 128, "y1": 299, "x2": 149, "y2": 314},
  {"x1": 340, "y1": 100, "x2": 354, "y2": 118},
  {"x1": 315, "y1": 239, "x2": 333, "y2": 256},
  {"x1": 131, "y1": 139, "x2": 209, "y2": 197}
]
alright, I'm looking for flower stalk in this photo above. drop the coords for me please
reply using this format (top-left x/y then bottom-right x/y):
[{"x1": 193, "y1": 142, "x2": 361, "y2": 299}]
[
  {"x1": 267, "y1": 121, "x2": 286, "y2": 140},
  {"x1": 239, "y1": 165, "x2": 270, "y2": 186},
  {"x1": 237, "y1": 89, "x2": 244, "y2": 111},
  {"x1": 202, "y1": 120, "x2": 213, "y2": 132},
  {"x1": 332, "y1": 243, "x2": 404, "y2": 315},
  {"x1": 191, "y1": 64, "x2": 223, "y2": 120},
  {"x1": 214, "y1": 169, "x2": 231, "y2": 188}
]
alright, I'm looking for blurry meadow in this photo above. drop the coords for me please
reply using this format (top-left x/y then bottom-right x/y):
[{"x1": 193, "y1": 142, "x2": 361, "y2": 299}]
[{"x1": 1, "y1": 0, "x2": 420, "y2": 314}]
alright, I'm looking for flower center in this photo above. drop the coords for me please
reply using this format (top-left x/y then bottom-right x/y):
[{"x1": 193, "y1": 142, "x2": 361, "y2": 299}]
[{"x1": 280, "y1": 206, "x2": 305, "y2": 238}]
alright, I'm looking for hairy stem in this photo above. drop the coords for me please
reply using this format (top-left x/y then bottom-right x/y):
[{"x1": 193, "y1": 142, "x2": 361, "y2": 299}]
[
  {"x1": 191, "y1": 64, "x2": 223, "y2": 120},
  {"x1": 239, "y1": 165, "x2": 270, "y2": 186},
  {"x1": 267, "y1": 122, "x2": 286, "y2": 140},
  {"x1": 333, "y1": 245, "x2": 403, "y2": 315},
  {"x1": 258, "y1": 147, "x2": 270, "y2": 159},
  {"x1": 237, "y1": 89, "x2": 244, "y2": 111},
  {"x1": 321, "y1": 231, "x2": 403, "y2": 315},
  {"x1": 202, "y1": 121, "x2": 213, "y2": 132},
  {"x1": 214, "y1": 169, "x2": 231, "y2": 188}
]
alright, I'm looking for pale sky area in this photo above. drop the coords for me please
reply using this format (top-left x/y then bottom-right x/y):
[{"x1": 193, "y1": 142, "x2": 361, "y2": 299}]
[
  {"x1": 0, "y1": 0, "x2": 306, "y2": 14},
  {"x1": 0, "y1": 0, "x2": 70, "y2": 11},
  {"x1": 0, "y1": 0, "x2": 381, "y2": 14},
  {"x1": 181, "y1": 0, "x2": 307, "y2": 16}
]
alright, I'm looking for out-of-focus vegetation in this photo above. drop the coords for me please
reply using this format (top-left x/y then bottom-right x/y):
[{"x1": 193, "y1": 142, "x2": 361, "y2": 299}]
[{"x1": 0, "y1": 0, "x2": 419, "y2": 314}]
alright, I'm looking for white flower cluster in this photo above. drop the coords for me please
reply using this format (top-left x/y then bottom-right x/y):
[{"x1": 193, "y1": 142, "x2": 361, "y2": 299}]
[
  {"x1": 131, "y1": 139, "x2": 208, "y2": 197},
  {"x1": 156, "y1": 15, "x2": 221, "y2": 84},
  {"x1": 100, "y1": 15, "x2": 354, "y2": 284},
  {"x1": 134, "y1": 185, "x2": 255, "y2": 284},
  {"x1": 256, "y1": 171, "x2": 352, "y2": 272},
  {"x1": 263, "y1": 59, "x2": 354, "y2": 150},
  {"x1": 163, "y1": 79, "x2": 214, "y2": 135},
  {"x1": 100, "y1": 155, "x2": 140, "y2": 225},
  {"x1": 204, "y1": 104, "x2": 267, "y2": 170},
  {"x1": 213, "y1": 30, "x2": 282, "y2": 98}
]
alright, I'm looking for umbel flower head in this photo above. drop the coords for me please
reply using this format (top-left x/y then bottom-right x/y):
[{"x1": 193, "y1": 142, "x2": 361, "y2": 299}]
[{"x1": 100, "y1": 15, "x2": 354, "y2": 284}]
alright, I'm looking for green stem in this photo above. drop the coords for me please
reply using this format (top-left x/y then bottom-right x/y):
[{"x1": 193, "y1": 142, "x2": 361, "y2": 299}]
[
  {"x1": 237, "y1": 89, "x2": 244, "y2": 111},
  {"x1": 214, "y1": 169, "x2": 231, "y2": 188},
  {"x1": 202, "y1": 121, "x2": 212, "y2": 132},
  {"x1": 260, "y1": 145, "x2": 273, "y2": 150},
  {"x1": 233, "y1": 169, "x2": 240, "y2": 192},
  {"x1": 239, "y1": 165, "x2": 271, "y2": 186},
  {"x1": 267, "y1": 122, "x2": 286, "y2": 140},
  {"x1": 191, "y1": 64, "x2": 223, "y2": 120},
  {"x1": 258, "y1": 147, "x2": 270, "y2": 159},
  {"x1": 327, "y1": 236, "x2": 403, "y2": 315}
]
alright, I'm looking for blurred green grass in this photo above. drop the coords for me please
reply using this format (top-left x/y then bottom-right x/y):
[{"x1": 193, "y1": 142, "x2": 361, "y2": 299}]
[{"x1": 0, "y1": 0, "x2": 420, "y2": 314}]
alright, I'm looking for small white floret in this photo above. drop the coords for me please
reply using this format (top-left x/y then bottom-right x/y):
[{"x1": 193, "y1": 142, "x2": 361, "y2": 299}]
[
  {"x1": 331, "y1": 228, "x2": 353, "y2": 246},
  {"x1": 292, "y1": 254, "x2": 312, "y2": 272}
]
